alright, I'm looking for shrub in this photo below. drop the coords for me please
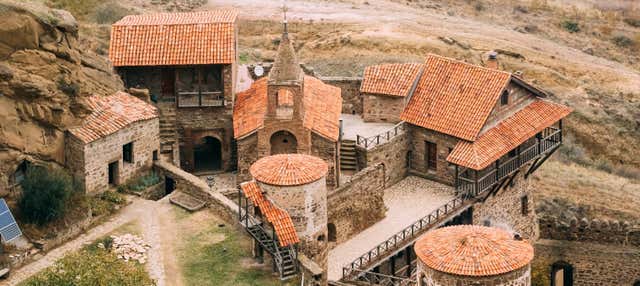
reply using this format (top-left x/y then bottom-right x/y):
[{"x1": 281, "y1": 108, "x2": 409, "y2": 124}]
[
  {"x1": 612, "y1": 34, "x2": 634, "y2": 48},
  {"x1": 101, "y1": 190, "x2": 125, "y2": 205},
  {"x1": 562, "y1": 20, "x2": 580, "y2": 33},
  {"x1": 92, "y1": 2, "x2": 134, "y2": 24},
  {"x1": 624, "y1": 17, "x2": 640, "y2": 28},
  {"x1": 127, "y1": 172, "x2": 161, "y2": 193},
  {"x1": 19, "y1": 166, "x2": 73, "y2": 225}
]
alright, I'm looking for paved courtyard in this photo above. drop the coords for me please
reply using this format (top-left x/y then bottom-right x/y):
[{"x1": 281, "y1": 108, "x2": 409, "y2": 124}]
[
  {"x1": 327, "y1": 176, "x2": 455, "y2": 281},
  {"x1": 340, "y1": 114, "x2": 395, "y2": 141}
]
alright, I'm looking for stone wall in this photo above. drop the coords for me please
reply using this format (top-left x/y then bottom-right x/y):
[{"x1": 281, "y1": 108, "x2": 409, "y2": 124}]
[
  {"x1": 355, "y1": 128, "x2": 410, "y2": 186},
  {"x1": 320, "y1": 77, "x2": 362, "y2": 115},
  {"x1": 408, "y1": 125, "x2": 459, "y2": 186},
  {"x1": 473, "y1": 171, "x2": 539, "y2": 240},
  {"x1": 538, "y1": 216, "x2": 639, "y2": 246},
  {"x1": 533, "y1": 239, "x2": 640, "y2": 286},
  {"x1": 418, "y1": 262, "x2": 531, "y2": 286},
  {"x1": 482, "y1": 81, "x2": 536, "y2": 133},
  {"x1": 236, "y1": 133, "x2": 259, "y2": 183},
  {"x1": 327, "y1": 163, "x2": 386, "y2": 246},
  {"x1": 362, "y1": 93, "x2": 405, "y2": 123},
  {"x1": 311, "y1": 132, "x2": 339, "y2": 188},
  {"x1": 68, "y1": 118, "x2": 160, "y2": 195}
]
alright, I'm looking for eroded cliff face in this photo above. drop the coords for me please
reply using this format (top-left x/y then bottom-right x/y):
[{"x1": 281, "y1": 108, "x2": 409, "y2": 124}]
[{"x1": 0, "y1": 1, "x2": 124, "y2": 194}]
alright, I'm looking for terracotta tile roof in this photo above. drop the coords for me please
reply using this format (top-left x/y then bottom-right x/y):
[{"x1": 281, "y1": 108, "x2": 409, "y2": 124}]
[
  {"x1": 109, "y1": 10, "x2": 237, "y2": 67},
  {"x1": 302, "y1": 76, "x2": 342, "y2": 141},
  {"x1": 401, "y1": 54, "x2": 512, "y2": 141},
  {"x1": 233, "y1": 78, "x2": 268, "y2": 139},
  {"x1": 232, "y1": 76, "x2": 342, "y2": 141},
  {"x1": 69, "y1": 92, "x2": 158, "y2": 143},
  {"x1": 447, "y1": 100, "x2": 572, "y2": 170},
  {"x1": 241, "y1": 182, "x2": 299, "y2": 247},
  {"x1": 415, "y1": 225, "x2": 534, "y2": 277},
  {"x1": 250, "y1": 154, "x2": 327, "y2": 186},
  {"x1": 360, "y1": 63, "x2": 423, "y2": 97}
]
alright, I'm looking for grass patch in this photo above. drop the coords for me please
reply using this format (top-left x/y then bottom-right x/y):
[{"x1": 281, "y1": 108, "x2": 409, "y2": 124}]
[
  {"x1": 174, "y1": 207, "x2": 293, "y2": 286},
  {"x1": 19, "y1": 236, "x2": 153, "y2": 286}
]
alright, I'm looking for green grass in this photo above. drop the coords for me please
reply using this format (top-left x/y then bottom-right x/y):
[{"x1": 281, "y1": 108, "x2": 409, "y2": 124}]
[
  {"x1": 175, "y1": 208, "x2": 294, "y2": 286},
  {"x1": 19, "y1": 237, "x2": 153, "y2": 286}
]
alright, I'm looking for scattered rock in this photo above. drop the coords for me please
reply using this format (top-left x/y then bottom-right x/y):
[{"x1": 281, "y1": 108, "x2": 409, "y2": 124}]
[
  {"x1": 111, "y1": 234, "x2": 151, "y2": 264},
  {"x1": 495, "y1": 48, "x2": 525, "y2": 60}
]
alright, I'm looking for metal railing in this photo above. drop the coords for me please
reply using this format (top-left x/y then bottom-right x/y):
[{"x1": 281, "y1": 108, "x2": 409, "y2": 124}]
[
  {"x1": 177, "y1": 91, "x2": 224, "y2": 107},
  {"x1": 342, "y1": 195, "x2": 469, "y2": 280},
  {"x1": 351, "y1": 269, "x2": 417, "y2": 286},
  {"x1": 456, "y1": 128, "x2": 562, "y2": 196},
  {"x1": 356, "y1": 122, "x2": 407, "y2": 149}
]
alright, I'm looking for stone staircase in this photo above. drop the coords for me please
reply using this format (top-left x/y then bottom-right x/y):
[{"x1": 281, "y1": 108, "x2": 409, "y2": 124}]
[
  {"x1": 159, "y1": 108, "x2": 177, "y2": 163},
  {"x1": 340, "y1": 140, "x2": 357, "y2": 171}
]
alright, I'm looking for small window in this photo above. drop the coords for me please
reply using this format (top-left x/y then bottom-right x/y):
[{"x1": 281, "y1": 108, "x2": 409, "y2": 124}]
[
  {"x1": 152, "y1": 150, "x2": 158, "y2": 161},
  {"x1": 123, "y1": 142, "x2": 134, "y2": 163},
  {"x1": 501, "y1": 90, "x2": 509, "y2": 105},
  {"x1": 508, "y1": 149, "x2": 517, "y2": 157},
  {"x1": 425, "y1": 141, "x2": 437, "y2": 171},
  {"x1": 521, "y1": 196, "x2": 529, "y2": 216}
]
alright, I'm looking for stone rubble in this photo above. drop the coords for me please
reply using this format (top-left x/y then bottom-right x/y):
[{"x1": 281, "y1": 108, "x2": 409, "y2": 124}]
[{"x1": 110, "y1": 234, "x2": 151, "y2": 264}]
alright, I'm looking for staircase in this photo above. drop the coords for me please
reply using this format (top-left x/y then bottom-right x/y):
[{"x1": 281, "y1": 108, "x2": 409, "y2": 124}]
[
  {"x1": 159, "y1": 108, "x2": 177, "y2": 164},
  {"x1": 244, "y1": 219, "x2": 298, "y2": 280},
  {"x1": 340, "y1": 140, "x2": 357, "y2": 171}
]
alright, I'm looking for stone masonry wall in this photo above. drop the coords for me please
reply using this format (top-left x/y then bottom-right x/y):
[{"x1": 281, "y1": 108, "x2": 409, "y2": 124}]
[
  {"x1": 78, "y1": 118, "x2": 159, "y2": 194},
  {"x1": 533, "y1": 239, "x2": 640, "y2": 286},
  {"x1": 473, "y1": 171, "x2": 539, "y2": 240},
  {"x1": 236, "y1": 133, "x2": 259, "y2": 183},
  {"x1": 64, "y1": 134, "x2": 86, "y2": 189},
  {"x1": 538, "y1": 216, "x2": 639, "y2": 246},
  {"x1": 418, "y1": 262, "x2": 531, "y2": 286},
  {"x1": 356, "y1": 127, "x2": 410, "y2": 186},
  {"x1": 311, "y1": 132, "x2": 339, "y2": 188},
  {"x1": 319, "y1": 77, "x2": 362, "y2": 115},
  {"x1": 408, "y1": 125, "x2": 459, "y2": 186},
  {"x1": 327, "y1": 163, "x2": 386, "y2": 246},
  {"x1": 362, "y1": 93, "x2": 405, "y2": 123}
]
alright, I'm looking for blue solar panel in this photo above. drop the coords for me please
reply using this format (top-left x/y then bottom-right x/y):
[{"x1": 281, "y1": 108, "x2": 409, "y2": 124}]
[{"x1": 0, "y1": 199, "x2": 22, "y2": 242}]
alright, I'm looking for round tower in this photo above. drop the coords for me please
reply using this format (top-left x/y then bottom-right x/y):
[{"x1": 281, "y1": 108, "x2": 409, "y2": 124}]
[
  {"x1": 250, "y1": 154, "x2": 328, "y2": 276},
  {"x1": 415, "y1": 225, "x2": 534, "y2": 286}
]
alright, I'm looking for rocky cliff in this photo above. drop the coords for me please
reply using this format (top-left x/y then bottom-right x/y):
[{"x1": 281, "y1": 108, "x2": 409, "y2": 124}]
[{"x1": 0, "y1": 1, "x2": 123, "y2": 194}]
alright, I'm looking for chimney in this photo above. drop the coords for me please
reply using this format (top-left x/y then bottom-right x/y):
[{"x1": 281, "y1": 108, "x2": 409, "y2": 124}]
[
  {"x1": 486, "y1": 51, "x2": 499, "y2": 70},
  {"x1": 514, "y1": 70, "x2": 524, "y2": 78}
]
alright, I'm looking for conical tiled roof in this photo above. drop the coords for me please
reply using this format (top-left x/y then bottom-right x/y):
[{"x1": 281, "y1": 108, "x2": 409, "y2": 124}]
[
  {"x1": 250, "y1": 154, "x2": 327, "y2": 186},
  {"x1": 268, "y1": 32, "x2": 302, "y2": 83},
  {"x1": 415, "y1": 225, "x2": 534, "y2": 277}
]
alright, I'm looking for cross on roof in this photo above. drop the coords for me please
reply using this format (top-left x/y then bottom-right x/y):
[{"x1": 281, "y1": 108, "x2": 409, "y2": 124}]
[{"x1": 282, "y1": 3, "x2": 288, "y2": 34}]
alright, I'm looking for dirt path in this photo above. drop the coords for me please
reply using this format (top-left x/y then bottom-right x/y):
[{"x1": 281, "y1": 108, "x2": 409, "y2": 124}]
[{"x1": 3, "y1": 197, "x2": 184, "y2": 286}]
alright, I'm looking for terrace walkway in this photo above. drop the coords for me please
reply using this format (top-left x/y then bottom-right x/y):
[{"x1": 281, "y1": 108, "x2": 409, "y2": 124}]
[
  {"x1": 340, "y1": 114, "x2": 395, "y2": 141},
  {"x1": 327, "y1": 176, "x2": 455, "y2": 281}
]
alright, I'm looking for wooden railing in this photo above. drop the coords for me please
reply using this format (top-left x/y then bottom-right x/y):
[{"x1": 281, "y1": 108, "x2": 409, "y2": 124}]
[
  {"x1": 456, "y1": 128, "x2": 562, "y2": 196},
  {"x1": 177, "y1": 91, "x2": 224, "y2": 107},
  {"x1": 356, "y1": 122, "x2": 407, "y2": 149},
  {"x1": 342, "y1": 195, "x2": 469, "y2": 280}
]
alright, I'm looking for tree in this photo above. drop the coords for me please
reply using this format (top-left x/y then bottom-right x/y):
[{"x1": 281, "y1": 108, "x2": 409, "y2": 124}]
[{"x1": 19, "y1": 166, "x2": 73, "y2": 225}]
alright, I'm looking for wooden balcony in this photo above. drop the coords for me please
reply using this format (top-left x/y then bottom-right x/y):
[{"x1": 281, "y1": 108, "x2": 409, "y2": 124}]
[
  {"x1": 455, "y1": 126, "x2": 562, "y2": 196},
  {"x1": 177, "y1": 91, "x2": 224, "y2": 107}
]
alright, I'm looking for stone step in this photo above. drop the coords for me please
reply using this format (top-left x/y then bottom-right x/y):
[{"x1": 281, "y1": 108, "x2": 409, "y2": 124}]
[
  {"x1": 169, "y1": 192, "x2": 206, "y2": 212},
  {"x1": 341, "y1": 157, "x2": 356, "y2": 163}
]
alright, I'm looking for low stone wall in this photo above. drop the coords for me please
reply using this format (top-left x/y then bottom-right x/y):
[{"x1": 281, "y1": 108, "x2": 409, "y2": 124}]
[
  {"x1": 538, "y1": 215, "x2": 639, "y2": 246},
  {"x1": 355, "y1": 128, "x2": 409, "y2": 186},
  {"x1": 327, "y1": 163, "x2": 386, "y2": 246},
  {"x1": 320, "y1": 77, "x2": 362, "y2": 115}
]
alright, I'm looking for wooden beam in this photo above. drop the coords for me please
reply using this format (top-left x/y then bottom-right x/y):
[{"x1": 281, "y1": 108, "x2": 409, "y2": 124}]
[
  {"x1": 504, "y1": 169, "x2": 520, "y2": 189},
  {"x1": 526, "y1": 144, "x2": 560, "y2": 177}
]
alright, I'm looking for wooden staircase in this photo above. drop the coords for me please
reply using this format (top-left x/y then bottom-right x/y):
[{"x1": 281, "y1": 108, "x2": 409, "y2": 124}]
[{"x1": 340, "y1": 140, "x2": 357, "y2": 171}]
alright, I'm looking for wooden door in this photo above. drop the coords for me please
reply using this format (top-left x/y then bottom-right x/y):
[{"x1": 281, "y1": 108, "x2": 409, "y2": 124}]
[{"x1": 161, "y1": 68, "x2": 175, "y2": 99}]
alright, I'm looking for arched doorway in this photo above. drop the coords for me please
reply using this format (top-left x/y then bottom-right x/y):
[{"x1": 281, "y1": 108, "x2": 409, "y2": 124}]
[
  {"x1": 328, "y1": 223, "x2": 337, "y2": 242},
  {"x1": 270, "y1": 130, "x2": 297, "y2": 155},
  {"x1": 194, "y1": 136, "x2": 222, "y2": 172},
  {"x1": 551, "y1": 261, "x2": 573, "y2": 286}
]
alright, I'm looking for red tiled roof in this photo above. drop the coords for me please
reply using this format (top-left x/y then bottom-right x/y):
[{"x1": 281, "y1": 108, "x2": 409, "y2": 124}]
[
  {"x1": 447, "y1": 100, "x2": 571, "y2": 170},
  {"x1": 233, "y1": 78, "x2": 268, "y2": 139},
  {"x1": 401, "y1": 54, "x2": 511, "y2": 141},
  {"x1": 415, "y1": 225, "x2": 534, "y2": 277},
  {"x1": 360, "y1": 63, "x2": 423, "y2": 97},
  {"x1": 241, "y1": 182, "x2": 299, "y2": 247},
  {"x1": 109, "y1": 10, "x2": 237, "y2": 67},
  {"x1": 302, "y1": 76, "x2": 342, "y2": 141},
  {"x1": 232, "y1": 76, "x2": 342, "y2": 141},
  {"x1": 69, "y1": 92, "x2": 158, "y2": 143},
  {"x1": 250, "y1": 154, "x2": 327, "y2": 186}
]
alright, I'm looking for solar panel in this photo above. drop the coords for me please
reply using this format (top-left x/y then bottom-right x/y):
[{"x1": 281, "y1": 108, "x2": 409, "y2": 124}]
[{"x1": 0, "y1": 199, "x2": 22, "y2": 242}]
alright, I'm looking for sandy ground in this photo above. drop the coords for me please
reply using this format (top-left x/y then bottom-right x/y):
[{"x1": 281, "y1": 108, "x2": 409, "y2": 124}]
[{"x1": 327, "y1": 176, "x2": 455, "y2": 281}]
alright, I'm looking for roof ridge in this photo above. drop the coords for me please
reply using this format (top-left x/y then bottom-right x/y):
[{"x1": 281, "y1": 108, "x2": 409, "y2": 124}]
[{"x1": 425, "y1": 53, "x2": 513, "y2": 76}]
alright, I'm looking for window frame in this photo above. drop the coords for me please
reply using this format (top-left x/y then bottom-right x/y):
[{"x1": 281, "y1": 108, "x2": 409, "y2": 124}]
[
  {"x1": 123, "y1": 142, "x2": 134, "y2": 164},
  {"x1": 501, "y1": 89, "x2": 509, "y2": 106}
]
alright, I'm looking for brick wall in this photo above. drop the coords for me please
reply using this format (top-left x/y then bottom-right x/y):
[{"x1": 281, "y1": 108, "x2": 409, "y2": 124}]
[
  {"x1": 356, "y1": 128, "x2": 410, "y2": 185},
  {"x1": 408, "y1": 125, "x2": 459, "y2": 186},
  {"x1": 327, "y1": 163, "x2": 386, "y2": 246},
  {"x1": 71, "y1": 118, "x2": 159, "y2": 194},
  {"x1": 320, "y1": 77, "x2": 362, "y2": 115},
  {"x1": 362, "y1": 93, "x2": 405, "y2": 123},
  {"x1": 473, "y1": 171, "x2": 539, "y2": 240}
]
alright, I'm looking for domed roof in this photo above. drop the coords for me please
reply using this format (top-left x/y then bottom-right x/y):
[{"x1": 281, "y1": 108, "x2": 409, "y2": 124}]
[
  {"x1": 415, "y1": 225, "x2": 534, "y2": 277},
  {"x1": 250, "y1": 154, "x2": 327, "y2": 186}
]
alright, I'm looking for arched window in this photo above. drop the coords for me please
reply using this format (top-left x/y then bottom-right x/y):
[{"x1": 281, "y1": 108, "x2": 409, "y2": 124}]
[
  {"x1": 270, "y1": 131, "x2": 297, "y2": 155},
  {"x1": 328, "y1": 223, "x2": 337, "y2": 242},
  {"x1": 501, "y1": 90, "x2": 509, "y2": 105},
  {"x1": 551, "y1": 261, "x2": 573, "y2": 286}
]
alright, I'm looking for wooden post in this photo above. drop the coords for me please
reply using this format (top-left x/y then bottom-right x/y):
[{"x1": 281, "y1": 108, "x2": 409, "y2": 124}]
[
  {"x1": 559, "y1": 119, "x2": 563, "y2": 143},
  {"x1": 405, "y1": 247, "x2": 412, "y2": 277},
  {"x1": 474, "y1": 170, "x2": 479, "y2": 196}
]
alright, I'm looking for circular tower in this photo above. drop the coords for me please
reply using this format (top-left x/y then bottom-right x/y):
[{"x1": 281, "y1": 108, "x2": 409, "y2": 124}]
[
  {"x1": 415, "y1": 225, "x2": 534, "y2": 286},
  {"x1": 250, "y1": 154, "x2": 328, "y2": 274}
]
